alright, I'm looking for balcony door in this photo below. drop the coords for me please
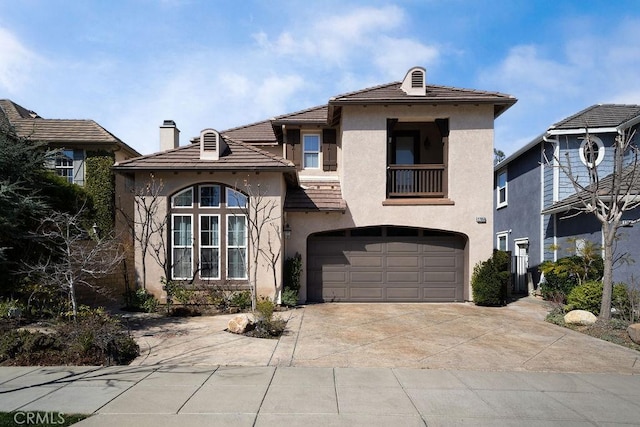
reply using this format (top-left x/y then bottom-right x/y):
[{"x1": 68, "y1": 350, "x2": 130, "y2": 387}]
[{"x1": 391, "y1": 131, "x2": 419, "y2": 193}]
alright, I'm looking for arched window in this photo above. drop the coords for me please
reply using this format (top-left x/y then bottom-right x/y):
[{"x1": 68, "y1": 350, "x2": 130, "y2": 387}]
[{"x1": 169, "y1": 183, "x2": 247, "y2": 281}]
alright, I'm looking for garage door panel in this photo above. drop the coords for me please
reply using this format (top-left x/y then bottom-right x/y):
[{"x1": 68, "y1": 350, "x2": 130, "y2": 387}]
[
  {"x1": 322, "y1": 270, "x2": 347, "y2": 282},
  {"x1": 424, "y1": 271, "x2": 457, "y2": 283},
  {"x1": 386, "y1": 271, "x2": 420, "y2": 283},
  {"x1": 308, "y1": 229, "x2": 465, "y2": 303},
  {"x1": 348, "y1": 255, "x2": 383, "y2": 267},
  {"x1": 349, "y1": 287, "x2": 384, "y2": 300},
  {"x1": 350, "y1": 271, "x2": 384, "y2": 283},
  {"x1": 387, "y1": 256, "x2": 419, "y2": 268},
  {"x1": 424, "y1": 256, "x2": 458, "y2": 268},
  {"x1": 424, "y1": 287, "x2": 458, "y2": 301},
  {"x1": 387, "y1": 242, "x2": 420, "y2": 253},
  {"x1": 386, "y1": 287, "x2": 420, "y2": 299}
]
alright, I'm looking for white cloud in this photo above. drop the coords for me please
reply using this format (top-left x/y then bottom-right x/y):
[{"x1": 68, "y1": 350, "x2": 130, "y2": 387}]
[
  {"x1": 0, "y1": 27, "x2": 40, "y2": 93},
  {"x1": 252, "y1": 5, "x2": 439, "y2": 75},
  {"x1": 481, "y1": 19, "x2": 640, "y2": 156}
]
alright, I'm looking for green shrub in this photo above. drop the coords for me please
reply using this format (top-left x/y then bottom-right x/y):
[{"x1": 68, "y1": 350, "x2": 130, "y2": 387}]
[
  {"x1": 229, "y1": 291, "x2": 252, "y2": 309},
  {"x1": 539, "y1": 255, "x2": 604, "y2": 302},
  {"x1": 281, "y1": 288, "x2": 298, "y2": 307},
  {"x1": 123, "y1": 288, "x2": 158, "y2": 313},
  {"x1": 472, "y1": 250, "x2": 510, "y2": 306},
  {"x1": 255, "y1": 297, "x2": 275, "y2": 322},
  {"x1": 566, "y1": 281, "x2": 630, "y2": 316},
  {"x1": 284, "y1": 253, "x2": 302, "y2": 292}
]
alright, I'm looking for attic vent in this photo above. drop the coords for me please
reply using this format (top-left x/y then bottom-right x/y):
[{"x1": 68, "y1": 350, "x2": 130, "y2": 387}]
[
  {"x1": 203, "y1": 132, "x2": 218, "y2": 151},
  {"x1": 199, "y1": 128, "x2": 226, "y2": 160},
  {"x1": 411, "y1": 70, "x2": 423, "y2": 88},
  {"x1": 400, "y1": 66, "x2": 426, "y2": 96}
]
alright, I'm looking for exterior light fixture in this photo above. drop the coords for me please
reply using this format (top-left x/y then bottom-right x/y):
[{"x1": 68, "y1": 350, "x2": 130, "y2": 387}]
[{"x1": 284, "y1": 223, "x2": 292, "y2": 239}]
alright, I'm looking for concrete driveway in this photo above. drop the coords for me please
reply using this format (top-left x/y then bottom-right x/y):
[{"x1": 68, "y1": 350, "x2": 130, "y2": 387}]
[{"x1": 129, "y1": 297, "x2": 640, "y2": 374}]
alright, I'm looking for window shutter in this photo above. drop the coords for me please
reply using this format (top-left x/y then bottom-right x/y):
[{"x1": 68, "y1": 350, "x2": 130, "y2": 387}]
[
  {"x1": 322, "y1": 128, "x2": 337, "y2": 171},
  {"x1": 286, "y1": 129, "x2": 301, "y2": 169}
]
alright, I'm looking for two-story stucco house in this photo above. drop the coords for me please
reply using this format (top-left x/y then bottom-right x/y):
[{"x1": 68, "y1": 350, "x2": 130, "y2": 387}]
[
  {"x1": 0, "y1": 99, "x2": 140, "y2": 185},
  {"x1": 115, "y1": 67, "x2": 516, "y2": 303},
  {"x1": 494, "y1": 104, "x2": 640, "y2": 292}
]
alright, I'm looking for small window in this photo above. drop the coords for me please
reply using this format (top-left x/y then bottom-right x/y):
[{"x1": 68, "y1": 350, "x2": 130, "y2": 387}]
[
  {"x1": 579, "y1": 135, "x2": 605, "y2": 168},
  {"x1": 55, "y1": 149, "x2": 74, "y2": 184},
  {"x1": 497, "y1": 170, "x2": 508, "y2": 208},
  {"x1": 172, "y1": 214, "x2": 193, "y2": 279},
  {"x1": 227, "y1": 215, "x2": 247, "y2": 279},
  {"x1": 172, "y1": 188, "x2": 194, "y2": 207},
  {"x1": 200, "y1": 215, "x2": 220, "y2": 279},
  {"x1": 226, "y1": 188, "x2": 247, "y2": 208},
  {"x1": 303, "y1": 134, "x2": 321, "y2": 169},
  {"x1": 200, "y1": 185, "x2": 220, "y2": 207},
  {"x1": 497, "y1": 232, "x2": 508, "y2": 251}
]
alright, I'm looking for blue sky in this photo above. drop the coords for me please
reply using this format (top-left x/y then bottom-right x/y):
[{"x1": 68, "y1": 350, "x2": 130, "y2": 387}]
[{"x1": 1, "y1": 0, "x2": 639, "y2": 156}]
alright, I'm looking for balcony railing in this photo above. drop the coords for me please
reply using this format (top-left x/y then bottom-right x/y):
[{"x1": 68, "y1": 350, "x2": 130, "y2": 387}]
[{"x1": 387, "y1": 164, "x2": 446, "y2": 198}]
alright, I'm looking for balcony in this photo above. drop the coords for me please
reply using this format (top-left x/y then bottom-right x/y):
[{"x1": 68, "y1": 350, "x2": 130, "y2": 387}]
[{"x1": 387, "y1": 164, "x2": 446, "y2": 198}]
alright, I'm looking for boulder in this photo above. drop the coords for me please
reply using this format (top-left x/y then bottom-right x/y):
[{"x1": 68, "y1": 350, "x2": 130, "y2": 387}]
[
  {"x1": 227, "y1": 314, "x2": 254, "y2": 334},
  {"x1": 564, "y1": 310, "x2": 597, "y2": 326},
  {"x1": 627, "y1": 323, "x2": 640, "y2": 345}
]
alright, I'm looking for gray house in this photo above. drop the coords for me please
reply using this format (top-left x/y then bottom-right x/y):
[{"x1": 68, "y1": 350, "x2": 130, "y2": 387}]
[{"x1": 494, "y1": 104, "x2": 640, "y2": 292}]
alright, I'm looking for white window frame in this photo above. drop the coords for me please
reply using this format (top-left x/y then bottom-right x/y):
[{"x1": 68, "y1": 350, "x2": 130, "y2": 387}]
[
  {"x1": 171, "y1": 214, "x2": 193, "y2": 280},
  {"x1": 226, "y1": 214, "x2": 248, "y2": 280},
  {"x1": 55, "y1": 149, "x2": 74, "y2": 183},
  {"x1": 199, "y1": 184, "x2": 221, "y2": 208},
  {"x1": 496, "y1": 170, "x2": 508, "y2": 208},
  {"x1": 172, "y1": 187, "x2": 194, "y2": 208},
  {"x1": 578, "y1": 135, "x2": 605, "y2": 168},
  {"x1": 199, "y1": 214, "x2": 220, "y2": 279},
  {"x1": 302, "y1": 133, "x2": 321, "y2": 169},
  {"x1": 496, "y1": 231, "x2": 509, "y2": 251}
]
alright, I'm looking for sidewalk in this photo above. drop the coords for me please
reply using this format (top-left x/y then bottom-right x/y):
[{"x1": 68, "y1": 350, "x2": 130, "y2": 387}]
[{"x1": 1, "y1": 365, "x2": 639, "y2": 426}]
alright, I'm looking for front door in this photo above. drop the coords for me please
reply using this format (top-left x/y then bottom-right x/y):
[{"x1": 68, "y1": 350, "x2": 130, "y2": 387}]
[
  {"x1": 392, "y1": 131, "x2": 419, "y2": 193},
  {"x1": 514, "y1": 240, "x2": 529, "y2": 293}
]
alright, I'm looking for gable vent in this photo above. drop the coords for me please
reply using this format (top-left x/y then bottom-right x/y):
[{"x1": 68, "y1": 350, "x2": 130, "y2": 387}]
[
  {"x1": 400, "y1": 66, "x2": 426, "y2": 96},
  {"x1": 203, "y1": 132, "x2": 218, "y2": 151},
  {"x1": 200, "y1": 128, "x2": 226, "y2": 160},
  {"x1": 411, "y1": 70, "x2": 423, "y2": 88}
]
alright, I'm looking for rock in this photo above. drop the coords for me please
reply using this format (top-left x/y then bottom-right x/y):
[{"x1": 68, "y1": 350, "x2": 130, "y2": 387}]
[
  {"x1": 627, "y1": 324, "x2": 640, "y2": 344},
  {"x1": 564, "y1": 310, "x2": 597, "y2": 326},
  {"x1": 227, "y1": 314, "x2": 254, "y2": 334}
]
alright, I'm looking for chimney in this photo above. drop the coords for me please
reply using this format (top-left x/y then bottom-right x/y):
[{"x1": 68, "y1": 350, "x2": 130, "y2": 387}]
[{"x1": 160, "y1": 120, "x2": 180, "y2": 151}]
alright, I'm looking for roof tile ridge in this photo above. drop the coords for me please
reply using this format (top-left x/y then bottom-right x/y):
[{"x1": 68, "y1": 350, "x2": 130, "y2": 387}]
[
  {"x1": 272, "y1": 104, "x2": 328, "y2": 120},
  {"x1": 330, "y1": 81, "x2": 400, "y2": 100},
  {"x1": 225, "y1": 137, "x2": 294, "y2": 167},
  {"x1": 221, "y1": 118, "x2": 273, "y2": 134},
  {"x1": 427, "y1": 84, "x2": 515, "y2": 98},
  {"x1": 116, "y1": 142, "x2": 195, "y2": 165}
]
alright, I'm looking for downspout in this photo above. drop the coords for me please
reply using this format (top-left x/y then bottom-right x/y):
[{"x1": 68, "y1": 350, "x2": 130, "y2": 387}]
[{"x1": 543, "y1": 134, "x2": 560, "y2": 262}]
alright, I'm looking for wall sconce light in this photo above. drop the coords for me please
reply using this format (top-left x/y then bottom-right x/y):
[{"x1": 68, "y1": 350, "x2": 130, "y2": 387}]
[
  {"x1": 284, "y1": 223, "x2": 292, "y2": 239},
  {"x1": 92, "y1": 223, "x2": 100, "y2": 238}
]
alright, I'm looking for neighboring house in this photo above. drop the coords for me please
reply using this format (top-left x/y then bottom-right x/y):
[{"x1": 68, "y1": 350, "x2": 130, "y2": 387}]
[
  {"x1": 0, "y1": 99, "x2": 140, "y2": 186},
  {"x1": 114, "y1": 67, "x2": 516, "y2": 303},
  {"x1": 494, "y1": 104, "x2": 640, "y2": 291}
]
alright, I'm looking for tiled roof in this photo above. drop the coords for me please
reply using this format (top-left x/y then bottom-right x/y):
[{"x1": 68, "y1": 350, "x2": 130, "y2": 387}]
[
  {"x1": 284, "y1": 179, "x2": 346, "y2": 212},
  {"x1": 551, "y1": 104, "x2": 640, "y2": 130},
  {"x1": 272, "y1": 105, "x2": 329, "y2": 125},
  {"x1": 0, "y1": 99, "x2": 141, "y2": 157},
  {"x1": 222, "y1": 120, "x2": 278, "y2": 144},
  {"x1": 541, "y1": 164, "x2": 640, "y2": 214},
  {"x1": 114, "y1": 137, "x2": 295, "y2": 172},
  {"x1": 329, "y1": 82, "x2": 516, "y2": 117}
]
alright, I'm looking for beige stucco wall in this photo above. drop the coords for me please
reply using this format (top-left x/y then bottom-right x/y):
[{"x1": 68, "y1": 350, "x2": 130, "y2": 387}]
[
  {"x1": 130, "y1": 170, "x2": 286, "y2": 303},
  {"x1": 285, "y1": 104, "x2": 496, "y2": 302}
]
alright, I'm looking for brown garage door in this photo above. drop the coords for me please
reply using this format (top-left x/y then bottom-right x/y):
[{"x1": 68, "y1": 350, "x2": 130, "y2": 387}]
[{"x1": 307, "y1": 226, "x2": 465, "y2": 302}]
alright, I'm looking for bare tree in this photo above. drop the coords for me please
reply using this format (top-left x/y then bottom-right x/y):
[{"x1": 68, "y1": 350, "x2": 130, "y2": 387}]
[
  {"x1": 234, "y1": 177, "x2": 282, "y2": 310},
  {"x1": 546, "y1": 128, "x2": 640, "y2": 319},
  {"x1": 118, "y1": 173, "x2": 170, "y2": 289},
  {"x1": 23, "y1": 209, "x2": 124, "y2": 319}
]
